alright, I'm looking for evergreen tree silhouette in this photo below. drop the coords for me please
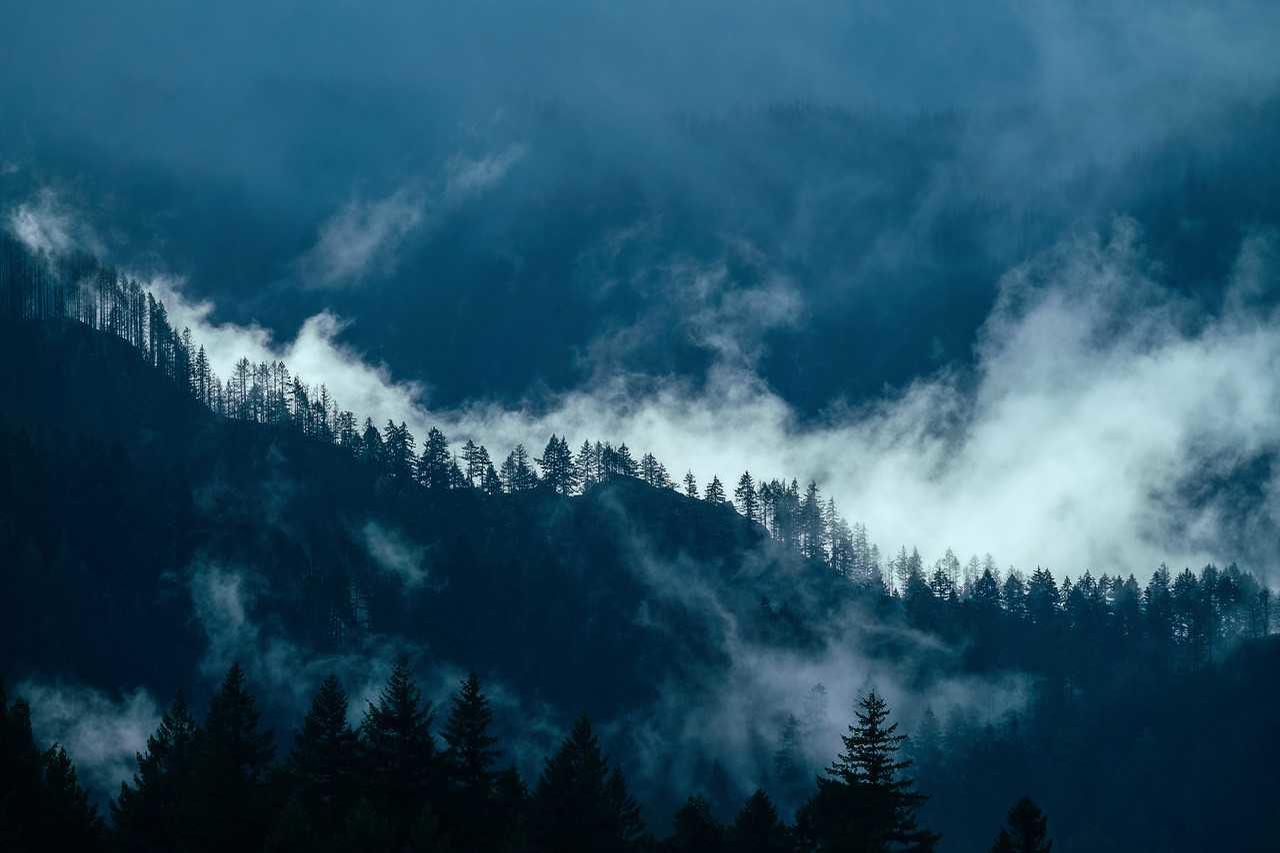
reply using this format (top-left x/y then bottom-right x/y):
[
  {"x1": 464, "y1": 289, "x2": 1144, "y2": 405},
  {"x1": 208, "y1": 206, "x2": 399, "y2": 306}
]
[
  {"x1": 359, "y1": 656, "x2": 438, "y2": 843},
  {"x1": 192, "y1": 663, "x2": 274, "y2": 853},
  {"x1": 443, "y1": 673, "x2": 498, "y2": 794},
  {"x1": 797, "y1": 690, "x2": 938, "y2": 852},
  {"x1": 732, "y1": 789, "x2": 794, "y2": 853},
  {"x1": 285, "y1": 675, "x2": 359, "y2": 833},
  {"x1": 990, "y1": 797, "x2": 1051, "y2": 853},
  {"x1": 113, "y1": 691, "x2": 200, "y2": 852},
  {"x1": 663, "y1": 794, "x2": 724, "y2": 853},
  {"x1": 531, "y1": 714, "x2": 643, "y2": 853},
  {"x1": 704, "y1": 475, "x2": 726, "y2": 505}
]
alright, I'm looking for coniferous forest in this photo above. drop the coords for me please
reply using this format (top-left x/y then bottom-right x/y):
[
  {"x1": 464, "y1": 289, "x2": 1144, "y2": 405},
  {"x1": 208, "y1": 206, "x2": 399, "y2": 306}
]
[
  {"x1": 3, "y1": 225, "x2": 1279, "y2": 852},
  {"x1": 6, "y1": 4, "x2": 1280, "y2": 851}
]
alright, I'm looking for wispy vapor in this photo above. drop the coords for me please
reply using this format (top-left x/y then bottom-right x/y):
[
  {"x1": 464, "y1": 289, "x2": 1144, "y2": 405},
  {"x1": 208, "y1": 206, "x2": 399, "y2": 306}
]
[
  {"x1": 445, "y1": 144, "x2": 527, "y2": 197},
  {"x1": 153, "y1": 221, "x2": 1280, "y2": 580},
  {"x1": 18, "y1": 681, "x2": 161, "y2": 800},
  {"x1": 6, "y1": 189, "x2": 93, "y2": 257},
  {"x1": 297, "y1": 188, "x2": 425, "y2": 288},
  {"x1": 362, "y1": 521, "x2": 438, "y2": 590},
  {"x1": 294, "y1": 144, "x2": 525, "y2": 289}
]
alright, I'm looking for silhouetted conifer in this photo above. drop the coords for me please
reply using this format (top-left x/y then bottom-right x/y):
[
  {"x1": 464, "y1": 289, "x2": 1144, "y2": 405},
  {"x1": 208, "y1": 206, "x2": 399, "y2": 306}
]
[
  {"x1": 531, "y1": 715, "x2": 643, "y2": 853},
  {"x1": 990, "y1": 797, "x2": 1051, "y2": 853}
]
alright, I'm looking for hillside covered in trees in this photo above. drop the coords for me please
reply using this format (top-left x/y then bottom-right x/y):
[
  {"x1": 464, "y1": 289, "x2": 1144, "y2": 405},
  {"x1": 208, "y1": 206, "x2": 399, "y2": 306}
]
[{"x1": 2, "y1": 237, "x2": 1279, "y2": 852}]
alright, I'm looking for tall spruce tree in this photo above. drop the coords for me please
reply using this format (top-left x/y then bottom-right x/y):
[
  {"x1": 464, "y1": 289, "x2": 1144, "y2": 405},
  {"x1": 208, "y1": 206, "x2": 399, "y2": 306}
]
[
  {"x1": 193, "y1": 663, "x2": 275, "y2": 853},
  {"x1": 531, "y1": 715, "x2": 643, "y2": 853},
  {"x1": 288, "y1": 675, "x2": 359, "y2": 824},
  {"x1": 797, "y1": 690, "x2": 938, "y2": 853},
  {"x1": 732, "y1": 789, "x2": 793, "y2": 853},
  {"x1": 990, "y1": 798, "x2": 1052, "y2": 853},
  {"x1": 359, "y1": 657, "x2": 438, "y2": 840},
  {"x1": 664, "y1": 795, "x2": 725, "y2": 853},
  {"x1": 704, "y1": 475, "x2": 726, "y2": 506},
  {"x1": 113, "y1": 691, "x2": 201, "y2": 853}
]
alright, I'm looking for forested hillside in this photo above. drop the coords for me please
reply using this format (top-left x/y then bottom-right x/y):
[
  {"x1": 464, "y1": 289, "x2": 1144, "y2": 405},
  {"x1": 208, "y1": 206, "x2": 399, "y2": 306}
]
[{"x1": 2, "y1": 238, "x2": 1278, "y2": 851}]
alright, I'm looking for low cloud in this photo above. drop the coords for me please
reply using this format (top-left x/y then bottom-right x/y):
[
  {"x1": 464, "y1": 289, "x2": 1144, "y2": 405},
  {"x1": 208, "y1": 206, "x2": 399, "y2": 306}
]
[
  {"x1": 6, "y1": 189, "x2": 98, "y2": 257},
  {"x1": 445, "y1": 144, "x2": 527, "y2": 197},
  {"x1": 362, "y1": 521, "x2": 437, "y2": 590},
  {"x1": 605, "y1": 519, "x2": 1029, "y2": 809},
  {"x1": 20, "y1": 193, "x2": 1280, "y2": 579},
  {"x1": 296, "y1": 188, "x2": 425, "y2": 288},
  {"x1": 138, "y1": 220, "x2": 1280, "y2": 582},
  {"x1": 294, "y1": 145, "x2": 525, "y2": 289},
  {"x1": 18, "y1": 681, "x2": 161, "y2": 801}
]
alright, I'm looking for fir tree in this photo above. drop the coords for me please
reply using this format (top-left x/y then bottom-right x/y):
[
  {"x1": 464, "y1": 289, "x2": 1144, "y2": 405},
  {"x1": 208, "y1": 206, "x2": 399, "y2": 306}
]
[
  {"x1": 735, "y1": 472, "x2": 759, "y2": 523},
  {"x1": 704, "y1": 475, "x2": 726, "y2": 506},
  {"x1": 797, "y1": 690, "x2": 938, "y2": 852},
  {"x1": 664, "y1": 794, "x2": 724, "y2": 853},
  {"x1": 990, "y1": 797, "x2": 1052, "y2": 853},
  {"x1": 443, "y1": 673, "x2": 498, "y2": 795},
  {"x1": 359, "y1": 657, "x2": 438, "y2": 834},
  {"x1": 732, "y1": 789, "x2": 793, "y2": 853},
  {"x1": 194, "y1": 663, "x2": 275, "y2": 853},
  {"x1": 683, "y1": 470, "x2": 698, "y2": 499},
  {"x1": 417, "y1": 427, "x2": 452, "y2": 490},
  {"x1": 288, "y1": 675, "x2": 359, "y2": 824},
  {"x1": 531, "y1": 715, "x2": 643, "y2": 853},
  {"x1": 113, "y1": 691, "x2": 201, "y2": 852}
]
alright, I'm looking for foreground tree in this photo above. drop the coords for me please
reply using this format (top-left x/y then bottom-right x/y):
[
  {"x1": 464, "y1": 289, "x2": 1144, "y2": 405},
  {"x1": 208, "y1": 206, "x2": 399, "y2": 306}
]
[
  {"x1": 193, "y1": 663, "x2": 275, "y2": 853},
  {"x1": 733, "y1": 789, "x2": 794, "y2": 853},
  {"x1": 530, "y1": 715, "x2": 644, "y2": 853},
  {"x1": 113, "y1": 691, "x2": 200, "y2": 852},
  {"x1": 280, "y1": 675, "x2": 359, "y2": 843},
  {"x1": 359, "y1": 657, "x2": 439, "y2": 844},
  {"x1": 1, "y1": 682, "x2": 103, "y2": 851},
  {"x1": 990, "y1": 798, "x2": 1052, "y2": 853},
  {"x1": 664, "y1": 794, "x2": 725, "y2": 853},
  {"x1": 442, "y1": 672, "x2": 506, "y2": 847},
  {"x1": 797, "y1": 690, "x2": 938, "y2": 852}
]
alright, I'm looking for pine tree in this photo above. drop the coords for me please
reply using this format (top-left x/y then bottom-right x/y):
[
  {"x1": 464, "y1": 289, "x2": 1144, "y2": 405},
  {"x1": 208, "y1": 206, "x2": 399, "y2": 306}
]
[
  {"x1": 383, "y1": 421, "x2": 416, "y2": 481},
  {"x1": 441, "y1": 673, "x2": 504, "y2": 849},
  {"x1": 194, "y1": 663, "x2": 275, "y2": 853},
  {"x1": 359, "y1": 657, "x2": 438, "y2": 838},
  {"x1": 288, "y1": 676, "x2": 359, "y2": 824},
  {"x1": 704, "y1": 476, "x2": 726, "y2": 506},
  {"x1": 481, "y1": 461, "x2": 503, "y2": 496},
  {"x1": 443, "y1": 673, "x2": 498, "y2": 795},
  {"x1": 735, "y1": 472, "x2": 759, "y2": 523},
  {"x1": 537, "y1": 435, "x2": 577, "y2": 495},
  {"x1": 417, "y1": 427, "x2": 452, "y2": 490},
  {"x1": 501, "y1": 444, "x2": 537, "y2": 493},
  {"x1": 990, "y1": 797, "x2": 1052, "y2": 853},
  {"x1": 360, "y1": 419, "x2": 384, "y2": 468},
  {"x1": 639, "y1": 452, "x2": 672, "y2": 489},
  {"x1": 731, "y1": 789, "x2": 793, "y2": 853},
  {"x1": 575, "y1": 440, "x2": 598, "y2": 493},
  {"x1": 665, "y1": 795, "x2": 724, "y2": 853},
  {"x1": 462, "y1": 439, "x2": 488, "y2": 488},
  {"x1": 531, "y1": 715, "x2": 643, "y2": 853},
  {"x1": 113, "y1": 691, "x2": 201, "y2": 852},
  {"x1": 797, "y1": 690, "x2": 938, "y2": 852},
  {"x1": 40, "y1": 745, "x2": 103, "y2": 848},
  {"x1": 683, "y1": 470, "x2": 698, "y2": 499},
  {"x1": 772, "y1": 713, "x2": 807, "y2": 813}
]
